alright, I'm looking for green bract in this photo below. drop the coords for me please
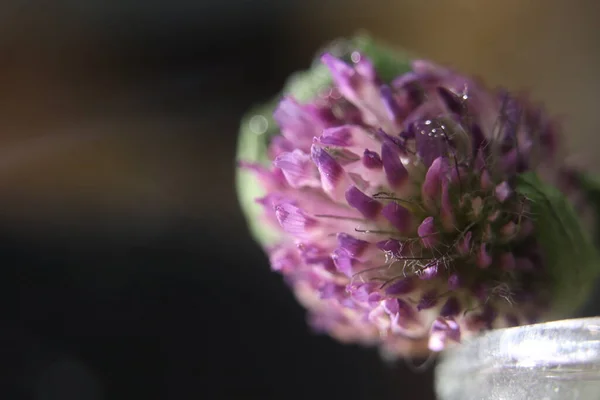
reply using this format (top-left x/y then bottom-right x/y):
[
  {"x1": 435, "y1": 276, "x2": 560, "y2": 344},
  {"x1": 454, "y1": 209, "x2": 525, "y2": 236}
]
[{"x1": 516, "y1": 172, "x2": 600, "y2": 317}]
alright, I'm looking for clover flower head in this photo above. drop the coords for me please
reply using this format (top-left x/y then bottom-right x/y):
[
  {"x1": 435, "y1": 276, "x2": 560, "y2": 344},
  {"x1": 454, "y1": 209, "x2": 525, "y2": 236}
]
[{"x1": 238, "y1": 38, "x2": 597, "y2": 357}]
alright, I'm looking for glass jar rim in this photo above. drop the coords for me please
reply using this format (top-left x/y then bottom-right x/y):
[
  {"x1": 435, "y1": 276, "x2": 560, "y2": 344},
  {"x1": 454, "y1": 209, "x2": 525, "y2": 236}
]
[{"x1": 436, "y1": 317, "x2": 600, "y2": 398}]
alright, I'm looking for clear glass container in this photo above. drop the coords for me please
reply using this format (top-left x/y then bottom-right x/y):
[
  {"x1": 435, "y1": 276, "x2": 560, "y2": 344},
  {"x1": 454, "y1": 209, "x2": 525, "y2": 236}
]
[{"x1": 435, "y1": 317, "x2": 600, "y2": 400}]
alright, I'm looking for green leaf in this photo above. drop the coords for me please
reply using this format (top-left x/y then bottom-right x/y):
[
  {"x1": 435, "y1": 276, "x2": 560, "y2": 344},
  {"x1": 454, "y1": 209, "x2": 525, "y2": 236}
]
[
  {"x1": 236, "y1": 33, "x2": 413, "y2": 247},
  {"x1": 573, "y1": 172, "x2": 600, "y2": 196},
  {"x1": 572, "y1": 172, "x2": 600, "y2": 247},
  {"x1": 516, "y1": 172, "x2": 600, "y2": 317},
  {"x1": 235, "y1": 100, "x2": 281, "y2": 246}
]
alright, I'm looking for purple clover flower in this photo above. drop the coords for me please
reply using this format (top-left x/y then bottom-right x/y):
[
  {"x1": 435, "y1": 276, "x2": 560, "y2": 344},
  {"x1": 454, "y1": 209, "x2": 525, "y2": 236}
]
[{"x1": 238, "y1": 45, "x2": 589, "y2": 357}]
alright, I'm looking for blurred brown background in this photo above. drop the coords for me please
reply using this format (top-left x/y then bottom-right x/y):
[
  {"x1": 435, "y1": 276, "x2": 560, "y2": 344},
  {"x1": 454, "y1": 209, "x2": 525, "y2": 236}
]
[{"x1": 1, "y1": 1, "x2": 598, "y2": 399}]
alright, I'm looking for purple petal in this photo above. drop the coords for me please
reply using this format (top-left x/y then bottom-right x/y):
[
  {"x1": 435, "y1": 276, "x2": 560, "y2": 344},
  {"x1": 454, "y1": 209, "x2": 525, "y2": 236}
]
[
  {"x1": 412, "y1": 59, "x2": 450, "y2": 77},
  {"x1": 377, "y1": 128, "x2": 406, "y2": 151},
  {"x1": 381, "y1": 201, "x2": 412, "y2": 233},
  {"x1": 268, "y1": 136, "x2": 295, "y2": 158},
  {"x1": 323, "y1": 53, "x2": 393, "y2": 128},
  {"x1": 418, "y1": 260, "x2": 439, "y2": 280},
  {"x1": 500, "y1": 221, "x2": 517, "y2": 238},
  {"x1": 396, "y1": 299, "x2": 415, "y2": 317},
  {"x1": 487, "y1": 210, "x2": 501, "y2": 223},
  {"x1": 354, "y1": 54, "x2": 378, "y2": 81},
  {"x1": 274, "y1": 202, "x2": 317, "y2": 238},
  {"x1": 447, "y1": 274, "x2": 461, "y2": 290},
  {"x1": 380, "y1": 85, "x2": 402, "y2": 120},
  {"x1": 311, "y1": 145, "x2": 349, "y2": 201},
  {"x1": 480, "y1": 170, "x2": 493, "y2": 190},
  {"x1": 400, "y1": 124, "x2": 416, "y2": 140},
  {"x1": 313, "y1": 104, "x2": 339, "y2": 126},
  {"x1": 297, "y1": 243, "x2": 328, "y2": 264},
  {"x1": 383, "y1": 298, "x2": 400, "y2": 315},
  {"x1": 322, "y1": 258, "x2": 337, "y2": 274},
  {"x1": 337, "y1": 233, "x2": 369, "y2": 258},
  {"x1": 401, "y1": 82, "x2": 425, "y2": 111},
  {"x1": 256, "y1": 193, "x2": 287, "y2": 214},
  {"x1": 362, "y1": 149, "x2": 383, "y2": 169},
  {"x1": 345, "y1": 186, "x2": 382, "y2": 219},
  {"x1": 273, "y1": 97, "x2": 323, "y2": 150},
  {"x1": 367, "y1": 292, "x2": 383, "y2": 307},
  {"x1": 414, "y1": 119, "x2": 450, "y2": 168},
  {"x1": 391, "y1": 71, "x2": 420, "y2": 89},
  {"x1": 273, "y1": 150, "x2": 320, "y2": 188},
  {"x1": 332, "y1": 248, "x2": 355, "y2": 277},
  {"x1": 457, "y1": 231, "x2": 472, "y2": 255},
  {"x1": 469, "y1": 196, "x2": 484, "y2": 218},
  {"x1": 418, "y1": 217, "x2": 438, "y2": 248},
  {"x1": 319, "y1": 126, "x2": 352, "y2": 146},
  {"x1": 387, "y1": 301, "x2": 417, "y2": 336},
  {"x1": 381, "y1": 142, "x2": 408, "y2": 188},
  {"x1": 268, "y1": 246, "x2": 299, "y2": 273},
  {"x1": 429, "y1": 317, "x2": 461, "y2": 351},
  {"x1": 476, "y1": 243, "x2": 492, "y2": 269},
  {"x1": 321, "y1": 53, "x2": 355, "y2": 91},
  {"x1": 437, "y1": 87, "x2": 464, "y2": 115},
  {"x1": 385, "y1": 278, "x2": 415, "y2": 295},
  {"x1": 316, "y1": 125, "x2": 380, "y2": 156},
  {"x1": 319, "y1": 282, "x2": 346, "y2": 300},
  {"x1": 348, "y1": 283, "x2": 377, "y2": 302},
  {"x1": 495, "y1": 181, "x2": 512, "y2": 203},
  {"x1": 339, "y1": 296, "x2": 358, "y2": 310},
  {"x1": 238, "y1": 161, "x2": 285, "y2": 189},
  {"x1": 422, "y1": 157, "x2": 446, "y2": 205},
  {"x1": 502, "y1": 148, "x2": 519, "y2": 175},
  {"x1": 498, "y1": 91, "x2": 520, "y2": 141},
  {"x1": 311, "y1": 145, "x2": 343, "y2": 181},
  {"x1": 376, "y1": 239, "x2": 403, "y2": 257}
]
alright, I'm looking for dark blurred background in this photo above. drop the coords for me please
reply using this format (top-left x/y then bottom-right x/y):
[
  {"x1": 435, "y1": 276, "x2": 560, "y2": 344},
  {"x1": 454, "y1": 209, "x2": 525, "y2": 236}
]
[{"x1": 1, "y1": 1, "x2": 599, "y2": 399}]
